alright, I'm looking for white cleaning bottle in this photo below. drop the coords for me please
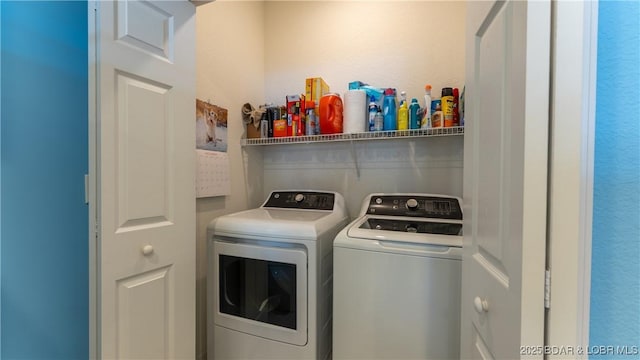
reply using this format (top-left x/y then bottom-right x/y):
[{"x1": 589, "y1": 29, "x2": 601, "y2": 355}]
[{"x1": 421, "y1": 84, "x2": 432, "y2": 128}]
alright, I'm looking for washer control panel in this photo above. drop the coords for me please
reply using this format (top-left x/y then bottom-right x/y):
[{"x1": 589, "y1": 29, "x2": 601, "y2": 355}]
[
  {"x1": 366, "y1": 195, "x2": 462, "y2": 220},
  {"x1": 263, "y1": 191, "x2": 335, "y2": 210},
  {"x1": 362, "y1": 218, "x2": 462, "y2": 235}
]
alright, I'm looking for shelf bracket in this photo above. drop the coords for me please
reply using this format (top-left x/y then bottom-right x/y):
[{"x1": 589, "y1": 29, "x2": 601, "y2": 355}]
[{"x1": 349, "y1": 140, "x2": 361, "y2": 179}]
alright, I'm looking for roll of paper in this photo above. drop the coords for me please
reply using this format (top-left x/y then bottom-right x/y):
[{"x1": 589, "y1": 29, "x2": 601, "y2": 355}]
[{"x1": 343, "y1": 89, "x2": 367, "y2": 133}]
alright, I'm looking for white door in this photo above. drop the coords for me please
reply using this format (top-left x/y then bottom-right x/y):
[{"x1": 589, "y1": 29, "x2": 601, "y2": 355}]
[
  {"x1": 461, "y1": 0, "x2": 550, "y2": 358},
  {"x1": 94, "y1": 1, "x2": 196, "y2": 358}
]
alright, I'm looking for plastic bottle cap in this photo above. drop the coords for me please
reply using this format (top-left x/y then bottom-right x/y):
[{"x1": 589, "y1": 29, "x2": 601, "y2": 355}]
[{"x1": 425, "y1": 84, "x2": 432, "y2": 91}]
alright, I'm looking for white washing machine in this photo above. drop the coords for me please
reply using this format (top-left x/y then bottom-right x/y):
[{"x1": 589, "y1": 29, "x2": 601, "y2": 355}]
[
  {"x1": 207, "y1": 190, "x2": 348, "y2": 360},
  {"x1": 333, "y1": 193, "x2": 463, "y2": 360}
]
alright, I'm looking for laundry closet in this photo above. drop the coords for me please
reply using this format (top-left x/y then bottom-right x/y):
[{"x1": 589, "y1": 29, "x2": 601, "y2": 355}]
[
  {"x1": 1, "y1": 0, "x2": 607, "y2": 359},
  {"x1": 196, "y1": 1, "x2": 465, "y2": 358},
  {"x1": 195, "y1": 0, "x2": 465, "y2": 218}
]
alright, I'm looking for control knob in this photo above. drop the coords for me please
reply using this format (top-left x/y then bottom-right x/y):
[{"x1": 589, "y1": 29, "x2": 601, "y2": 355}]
[
  {"x1": 294, "y1": 193, "x2": 305, "y2": 203},
  {"x1": 406, "y1": 198, "x2": 419, "y2": 210}
]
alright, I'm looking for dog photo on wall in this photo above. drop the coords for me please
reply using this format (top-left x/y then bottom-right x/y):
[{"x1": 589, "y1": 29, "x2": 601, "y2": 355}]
[{"x1": 196, "y1": 98, "x2": 228, "y2": 152}]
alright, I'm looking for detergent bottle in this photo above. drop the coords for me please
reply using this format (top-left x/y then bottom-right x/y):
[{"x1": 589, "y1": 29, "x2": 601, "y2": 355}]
[
  {"x1": 397, "y1": 100, "x2": 409, "y2": 130},
  {"x1": 421, "y1": 84, "x2": 433, "y2": 128},
  {"x1": 409, "y1": 98, "x2": 421, "y2": 129},
  {"x1": 319, "y1": 93, "x2": 343, "y2": 134},
  {"x1": 382, "y1": 88, "x2": 397, "y2": 131}
]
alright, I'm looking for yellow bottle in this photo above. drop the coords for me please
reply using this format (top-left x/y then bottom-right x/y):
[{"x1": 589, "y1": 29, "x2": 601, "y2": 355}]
[{"x1": 397, "y1": 101, "x2": 409, "y2": 130}]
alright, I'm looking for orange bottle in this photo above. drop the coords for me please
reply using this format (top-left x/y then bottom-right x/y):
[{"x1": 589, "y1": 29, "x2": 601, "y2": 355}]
[{"x1": 319, "y1": 93, "x2": 343, "y2": 134}]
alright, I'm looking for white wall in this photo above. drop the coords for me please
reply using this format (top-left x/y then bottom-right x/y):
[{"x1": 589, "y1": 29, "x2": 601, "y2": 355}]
[
  {"x1": 262, "y1": 0, "x2": 466, "y2": 218},
  {"x1": 262, "y1": 137, "x2": 464, "y2": 219},
  {"x1": 195, "y1": 1, "x2": 265, "y2": 358},
  {"x1": 264, "y1": 1, "x2": 466, "y2": 105},
  {"x1": 196, "y1": 1, "x2": 465, "y2": 357}
]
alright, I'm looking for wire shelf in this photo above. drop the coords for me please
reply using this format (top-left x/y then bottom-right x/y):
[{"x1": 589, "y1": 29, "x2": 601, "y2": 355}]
[{"x1": 241, "y1": 126, "x2": 464, "y2": 146}]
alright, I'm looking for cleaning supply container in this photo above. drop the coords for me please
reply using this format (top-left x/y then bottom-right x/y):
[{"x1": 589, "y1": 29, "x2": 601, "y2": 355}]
[{"x1": 319, "y1": 93, "x2": 343, "y2": 134}]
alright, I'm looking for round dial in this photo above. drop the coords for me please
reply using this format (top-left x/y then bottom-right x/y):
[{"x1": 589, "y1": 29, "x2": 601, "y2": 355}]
[
  {"x1": 375, "y1": 197, "x2": 383, "y2": 205},
  {"x1": 406, "y1": 198, "x2": 419, "y2": 210},
  {"x1": 294, "y1": 193, "x2": 305, "y2": 203}
]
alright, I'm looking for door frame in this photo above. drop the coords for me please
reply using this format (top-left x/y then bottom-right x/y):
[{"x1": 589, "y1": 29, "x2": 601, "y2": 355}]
[
  {"x1": 88, "y1": 1, "x2": 98, "y2": 359},
  {"x1": 0, "y1": 4, "x2": 3, "y2": 355},
  {"x1": 86, "y1": 1, "x2": 598, "y2": 358},
  {"x1": 547, "y1": 0, "x2": 598, "y2": 356}
]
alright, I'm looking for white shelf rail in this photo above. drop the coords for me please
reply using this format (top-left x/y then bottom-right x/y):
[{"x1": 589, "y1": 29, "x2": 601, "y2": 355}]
[{"x1": 241, "y1": 126, "x2": 464, "y2": 146}]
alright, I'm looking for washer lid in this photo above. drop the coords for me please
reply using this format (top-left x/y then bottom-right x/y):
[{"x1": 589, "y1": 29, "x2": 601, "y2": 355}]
[
  {"x1": 346, "y1": 215, "x2": 463, "y2": 247},
  {"x1": 212, "y1": 208, "x2": 342, "y2": 240}
]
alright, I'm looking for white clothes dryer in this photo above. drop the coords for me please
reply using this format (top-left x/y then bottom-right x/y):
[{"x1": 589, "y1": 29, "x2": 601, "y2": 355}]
[
  {"x1": 333, "y1": 193, "x2": 463, "y2": 360},
  {"x1": 207, "y1": 191, "x2": 348, "y2": 360}
]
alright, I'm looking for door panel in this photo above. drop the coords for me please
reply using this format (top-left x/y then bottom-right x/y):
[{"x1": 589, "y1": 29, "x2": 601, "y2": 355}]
[
  {"x1": 116, "y1": 71, "x2": 174, "y2": 231},
  {"x1": 117, "y1": 266, "x2": 173, "y2": 358},
  {"x1": 473, "y1": 327, "x2": 496, "y2": 360},
  {"x1": 96, "y1": 1, "x2": 195, "y2": 358},
  {"x1": 462, "y1": 0, "x2": 550, "y2": 358},
  {"x1": 116, "y1": 0, "x2": 174, "y2": 61},
  {"x1": 476, "y1": 4, "x2": 509, "y2": 277}
]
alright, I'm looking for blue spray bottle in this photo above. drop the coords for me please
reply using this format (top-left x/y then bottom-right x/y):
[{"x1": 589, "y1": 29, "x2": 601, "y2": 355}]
[
  {"x1": 409, "y1": 98, "x2": 421, "y2": 129},
  {"x1": 382, "y1": 88, "x2": 397, "y2": 131}
]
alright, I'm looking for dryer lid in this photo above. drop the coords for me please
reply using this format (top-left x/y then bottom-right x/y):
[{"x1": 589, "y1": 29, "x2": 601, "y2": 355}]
[
  {"x1": 212, "y1": 208, "x2": 341, "y2": 240},
  {"x1": 210, "y1": 190, "x2": 348, "y2": 241}
]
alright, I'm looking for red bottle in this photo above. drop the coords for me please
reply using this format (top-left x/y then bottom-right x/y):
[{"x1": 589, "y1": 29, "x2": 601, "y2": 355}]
[
  {"x1": 453, "y1": 88, "x2": 460, "y2": 127},
  {"x1": 319, "y1": 93, "x2": 343, "y2": 134}
]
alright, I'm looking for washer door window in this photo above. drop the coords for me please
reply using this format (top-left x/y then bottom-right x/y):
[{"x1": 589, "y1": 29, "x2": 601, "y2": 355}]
[{"x1": 214, "y1": 240, "x2": 308, "y2": 346}]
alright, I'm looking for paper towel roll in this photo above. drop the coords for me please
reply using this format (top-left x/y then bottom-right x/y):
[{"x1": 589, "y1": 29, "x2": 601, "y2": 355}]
[{"x1": 343, "y1": 89, "x2": 367, "y2": 133}]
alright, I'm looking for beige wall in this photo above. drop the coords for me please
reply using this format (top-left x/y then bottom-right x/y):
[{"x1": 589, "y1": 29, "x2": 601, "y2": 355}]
[
  {"x1": 262, "y1": 0, "x2": 466, "y2": 218},
  {"x1": 195, "y1": 1, "x2": 265, "y2": 358},
  {"x1": 196, "y1": 1, "x2": 465, "y2": 358},
  {"x1": 264, "y1": 0, "x2": 466, "y2": 105}
]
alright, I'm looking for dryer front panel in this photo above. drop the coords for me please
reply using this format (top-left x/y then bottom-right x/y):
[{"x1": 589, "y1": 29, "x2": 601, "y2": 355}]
[{"x1": 213, "y1": 240, "x2": 308, "y2": 346}]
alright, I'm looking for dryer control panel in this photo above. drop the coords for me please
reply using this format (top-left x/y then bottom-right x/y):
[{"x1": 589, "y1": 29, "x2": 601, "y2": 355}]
[
  {"x1": 366, "y1": 195, "x2": 462, "y2": 220},
  {"x1": 263, "y1": 191, "x2": 335, "y2": 210}
]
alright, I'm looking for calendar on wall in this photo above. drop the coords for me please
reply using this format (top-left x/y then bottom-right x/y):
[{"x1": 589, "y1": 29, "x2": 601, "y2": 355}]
[
  {"x1": 195, "y1": 99, "x2": 230, "y2": 198},
  {"x1": 196, "y1": 149, "x2": 230, "y2": 198}
]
